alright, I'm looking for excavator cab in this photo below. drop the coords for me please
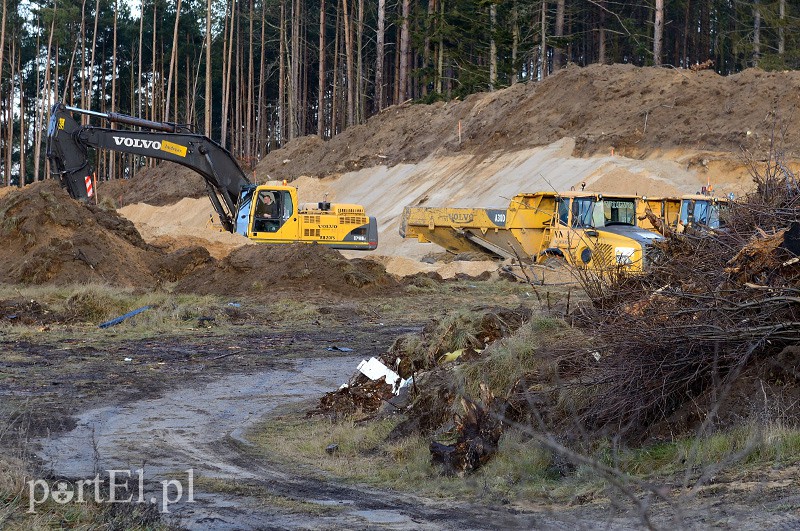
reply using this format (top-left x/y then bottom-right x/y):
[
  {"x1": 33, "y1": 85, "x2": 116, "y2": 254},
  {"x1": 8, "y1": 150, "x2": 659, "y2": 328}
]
[{"x1": 252, "y1": 189, "x2": 294, "y2": 233}]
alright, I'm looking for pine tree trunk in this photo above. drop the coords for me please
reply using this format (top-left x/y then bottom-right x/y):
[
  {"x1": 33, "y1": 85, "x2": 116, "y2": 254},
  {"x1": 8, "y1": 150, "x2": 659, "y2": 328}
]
[
  {"x1": 40, "y1": 10, "x2": 56, "y2": 180},
  {"x1": 19, "y1": 51, "x2": 25, "y2": 186},
  {"x1": 653, "y1": 0, "x2": 663, "y2": 66},
  {"x1": 205, "y1": 0, "x2": 212, "y2": 136},
  {"x1": 6, "y1": 39, "x2": 15, "y2": 186},
  {"x1": 540, "y1": 0, "x2": 547, "y2": 79},
  {"x1": 374, "y1": 0, "x2": 385, "y2": 110},
  {"x1": 79, "y1": 0, "x2": 86, "y2": 109},
  {"x1": 258, "y1": 0, "x2": 267, "y2": 151},
  {"x1": 422, "y1": 0, "x2": 434, "y2": 97},
  {"x1": 489, "y1": 3, "x2": 496, "y2": 89},
  {"x1": 302, "y1": 18, "x2": 309, "y2": 134},
  {"x1": 289, "y1": 0, "x2": 300, "y2": 139},
  {"x1": 553, "y1": 0, "x2": 564, "y2": 69},
  {"x1": 331, "y1": 0, "x2": 340, "y2": 136},
  {"x1": 399, "y1": 0, "x2": 410, "y2": 101},
  {"x1": 436, "y1": 0, "x2": 444, "y2": 94},
  {"x1": 279, "y1": 0, "x2": 286, "y2": 145},
  {"x1": 147, "y1": 2, "x2": 158, "y2": 125},
  {"x1": 33, "y1": 15, "x2": 43, "y2": 182},
  {"x1": 598, "y1": 1, "x2": 606, "y2": 65},
  {"x1": 342, "y1": 0, "x2": 354, "y2": 127},
  {"x1": 778, "y1": 0, "x2": 785, "y2": 56},
  {"x1": 110, "y1": 0, "x2": 118, "y2": 181},
  {"x1": 317, "y1": 0, "x2": 326, "y2": 136},
  {"x1": 752, "y1": 0, "x2": 761, "y2": 67},
  {"x1": 135, "y1": 0, "x2": 144, "y2": 175},
  {"x1": 356, "y1": 0, "x2": 364, "y2": 122},
  {"x1": 247, "y1": 0, "x2": 254, "y2": 158}
]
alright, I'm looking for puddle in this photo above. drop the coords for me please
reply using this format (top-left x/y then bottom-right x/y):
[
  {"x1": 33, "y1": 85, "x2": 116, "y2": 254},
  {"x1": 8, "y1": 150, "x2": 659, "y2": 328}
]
[{"x1": 350, "y1": 509, "x2": 416, "y2": 525}]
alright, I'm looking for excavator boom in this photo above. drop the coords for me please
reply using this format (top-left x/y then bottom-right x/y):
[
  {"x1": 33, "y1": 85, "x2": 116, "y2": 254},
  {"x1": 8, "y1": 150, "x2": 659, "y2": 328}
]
[{"x1": 47, "y1": 103, "x2": 252, "y2": 233}]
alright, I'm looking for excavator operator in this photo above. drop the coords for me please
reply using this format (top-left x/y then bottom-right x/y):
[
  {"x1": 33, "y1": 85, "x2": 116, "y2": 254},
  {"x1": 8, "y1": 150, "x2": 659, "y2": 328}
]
[{"x1": 255, "y1": 191, "x2": 280, "y2": 232}]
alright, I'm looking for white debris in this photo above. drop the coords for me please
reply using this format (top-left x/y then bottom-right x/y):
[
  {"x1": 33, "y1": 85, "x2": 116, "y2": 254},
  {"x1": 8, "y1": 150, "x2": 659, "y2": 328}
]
[{"x1": 357, "y1": 357, "x2": 402, "y2": 393}]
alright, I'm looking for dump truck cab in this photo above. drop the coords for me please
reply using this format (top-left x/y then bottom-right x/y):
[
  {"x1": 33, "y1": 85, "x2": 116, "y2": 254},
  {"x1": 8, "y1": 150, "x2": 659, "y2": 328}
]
[
  {"x1": 679, "y1": 194, "x2": 728, "y2": 231},
  {"x1": 547, "y1": 192, "x2": 661, "y2": 270},
  {"x1": 638, "y1": 194, "x2": 728, "y2": 234}
]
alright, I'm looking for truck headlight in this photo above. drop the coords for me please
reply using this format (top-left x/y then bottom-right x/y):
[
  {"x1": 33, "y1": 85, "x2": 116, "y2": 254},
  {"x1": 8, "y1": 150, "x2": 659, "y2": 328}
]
[{"x1": 614, "y1": 247, "x2": 636, "y2": 265}]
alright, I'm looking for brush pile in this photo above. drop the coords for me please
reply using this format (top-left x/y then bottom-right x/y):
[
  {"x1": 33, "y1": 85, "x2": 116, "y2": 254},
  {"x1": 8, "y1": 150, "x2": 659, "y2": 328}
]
[{"x1": 576, "y1": 152, "x2": 800, "y2": 440}]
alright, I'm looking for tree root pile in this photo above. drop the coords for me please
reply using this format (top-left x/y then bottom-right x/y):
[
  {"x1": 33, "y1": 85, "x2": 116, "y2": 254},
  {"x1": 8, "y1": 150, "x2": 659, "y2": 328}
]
[
  {"x1": 574, "y1": 152, "x2": 800, "y2": 441},
  {"x1": 309, "y1": 306, "x2": 532, "y2": 473},
  {"x1": 309, "y1": 376, "x2": 396, "y2": 418},
  {"x1": 430, "y1": 385, "x2": 505, "y2": 476}
]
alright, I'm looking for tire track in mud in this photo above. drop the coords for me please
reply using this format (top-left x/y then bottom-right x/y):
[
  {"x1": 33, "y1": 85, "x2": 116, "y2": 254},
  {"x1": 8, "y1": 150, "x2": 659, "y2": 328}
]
[{"x1": 33, "y1": 355, "x2": 587, "y2": 530}]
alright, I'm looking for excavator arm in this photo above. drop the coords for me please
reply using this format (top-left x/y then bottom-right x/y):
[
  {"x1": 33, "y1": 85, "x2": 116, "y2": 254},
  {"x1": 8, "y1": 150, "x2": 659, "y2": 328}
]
[{"x1": 46, "y1": 103, "x2": 253, "y2": 233}]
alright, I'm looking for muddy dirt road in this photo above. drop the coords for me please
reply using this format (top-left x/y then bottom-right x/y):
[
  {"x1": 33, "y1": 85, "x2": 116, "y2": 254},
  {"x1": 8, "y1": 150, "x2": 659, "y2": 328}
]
[{"x1": 33, "y1": 356, "x2": 556, "y2": 530}]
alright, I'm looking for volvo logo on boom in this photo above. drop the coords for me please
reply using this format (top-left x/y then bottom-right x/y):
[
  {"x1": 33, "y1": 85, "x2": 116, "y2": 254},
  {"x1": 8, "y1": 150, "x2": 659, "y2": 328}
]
[{"x1": 113, "y1": 136, "x2": 162, "y2": 150}]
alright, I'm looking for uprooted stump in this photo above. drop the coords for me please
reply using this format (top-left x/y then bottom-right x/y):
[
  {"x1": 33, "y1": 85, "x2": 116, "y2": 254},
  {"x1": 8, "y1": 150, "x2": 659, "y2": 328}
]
[
  {"x1": 308, "y1": 375, "x2": 395, "y2": 419},
  {"x1": 430, "y1": 385, "x2": 506, "y2": 476}
]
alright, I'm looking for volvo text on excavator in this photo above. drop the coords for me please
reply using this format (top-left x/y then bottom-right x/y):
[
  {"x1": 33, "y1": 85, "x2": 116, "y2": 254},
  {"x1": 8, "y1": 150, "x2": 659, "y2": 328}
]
[{"x1": 47, "y1": 103, "x2": 377, "y2": 250}]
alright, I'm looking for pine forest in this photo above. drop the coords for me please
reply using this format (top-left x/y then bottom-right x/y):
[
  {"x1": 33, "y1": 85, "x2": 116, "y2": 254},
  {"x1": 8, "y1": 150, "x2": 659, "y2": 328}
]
[{"x1": 0, "y1": 0, "x2": 798, "y2": 185}]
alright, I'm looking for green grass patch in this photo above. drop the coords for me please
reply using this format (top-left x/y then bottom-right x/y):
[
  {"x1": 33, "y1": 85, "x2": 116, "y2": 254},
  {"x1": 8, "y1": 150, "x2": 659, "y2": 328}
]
[
  {"x1": 455, "y1": 317, "x2": 577, "y2": 397},
  {"x1": 617, "y1": 424, "x2": 800, "y2": 478},
  {"x1": 248, "y1": 414, "x2": 605, "y2": 504},
  {"x1": 194, "y1": 476, "x2": 342, "y2": 515}
]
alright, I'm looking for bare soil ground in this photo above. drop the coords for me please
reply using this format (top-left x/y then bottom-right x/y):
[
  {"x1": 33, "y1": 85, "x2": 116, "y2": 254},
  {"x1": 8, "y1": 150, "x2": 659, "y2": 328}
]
[
  {"x1": 106, "y1": 65, "x2": 800, "y2": 210},
  {"x1": 3, "y1": 288, "x2": 797, "y2": 530}
]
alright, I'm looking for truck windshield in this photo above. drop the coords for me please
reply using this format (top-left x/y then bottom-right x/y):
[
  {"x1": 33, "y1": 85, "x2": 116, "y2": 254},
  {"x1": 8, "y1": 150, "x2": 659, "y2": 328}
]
[
  {"x1": 603, "y1": 199, "x2": 636, "y2": 225},
  {"x1": 681, "y1": 199, "x2": 723, "y2": 228},
  {"x1": 572, "y1": 198, "x2": 605, "y2": 228}
]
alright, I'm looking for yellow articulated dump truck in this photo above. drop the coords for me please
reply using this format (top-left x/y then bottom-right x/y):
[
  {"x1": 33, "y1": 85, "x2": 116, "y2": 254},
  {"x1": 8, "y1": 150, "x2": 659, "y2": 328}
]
[
  {"x1": 400, "y1": 191, "x2": 663, "y2": 273},
  {"x1": 638, "y1": 194, "x2": 729, "y2": 234}
]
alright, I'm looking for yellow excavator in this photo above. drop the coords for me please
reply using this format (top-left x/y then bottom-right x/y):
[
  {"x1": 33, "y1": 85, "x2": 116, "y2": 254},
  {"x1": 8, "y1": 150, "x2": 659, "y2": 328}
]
[{"x1": 47, "y1": 103, "x2": 377, "y2": 251}]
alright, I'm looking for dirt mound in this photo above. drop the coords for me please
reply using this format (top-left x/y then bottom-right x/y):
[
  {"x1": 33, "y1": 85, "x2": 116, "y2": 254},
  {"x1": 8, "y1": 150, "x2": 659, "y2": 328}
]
[
  {"x1": 173, "y1": 243, "x2": 401, "y2": 297},
  {"x1": 256, "y1": 64, "x2": 800, "y2": 181},
  {"x1": 99, "y1": 163, "x2": 206, "y2": 207},
  {"x1": 0, "y1": 180, "x2": 179, "y2": 287}
]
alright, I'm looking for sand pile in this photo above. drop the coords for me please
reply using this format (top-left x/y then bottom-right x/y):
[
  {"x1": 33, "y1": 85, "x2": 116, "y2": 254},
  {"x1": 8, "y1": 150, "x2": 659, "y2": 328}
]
[
  {"x1": 119, "y1": 198, "x2": 252, "y2": 259},
  {"x1": 173, "y1": 243, "x2": 400, "y2": 297},
  {"x1": 0, "y1": 180, "x2": 212, "y2": 287}
]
